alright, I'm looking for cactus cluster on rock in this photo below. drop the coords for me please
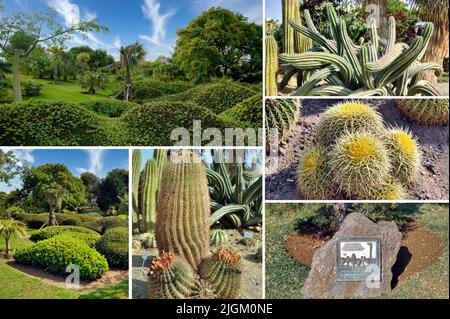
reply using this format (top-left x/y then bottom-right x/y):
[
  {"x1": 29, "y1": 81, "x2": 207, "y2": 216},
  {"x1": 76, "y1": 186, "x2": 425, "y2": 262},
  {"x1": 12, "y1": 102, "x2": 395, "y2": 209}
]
[
  {"x1": 148, "y1": 151, "x2": 243, "y2": 299},
  {"x1": 296, "y1": 101, "x2": 422, "y2": 200}
]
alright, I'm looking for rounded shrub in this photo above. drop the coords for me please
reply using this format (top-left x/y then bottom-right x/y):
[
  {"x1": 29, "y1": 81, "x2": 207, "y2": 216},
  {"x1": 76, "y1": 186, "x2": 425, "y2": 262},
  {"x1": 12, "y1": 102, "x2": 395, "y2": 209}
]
[
  {"x1": 82, "y1": 216, "x2": 128, "y2": 234},
  {"x1": 80, "y1": 99, "x2": 139, "y2": 118},
  {"x1": 30, "y1": 226, "x2": 100, "y2": 242},
  {"x1": 317, "y1": 102, "x2": 385, "y2": 147},
  {"x1": 384, "y1": 128, "x2": 421, "y2": 183},
  {"x1": 368, "y1": 181, "x2": 407, "y2": 200},
  {"x1": 121, "y1": 101, "x2": 224, "y2": 146},
  {"x1": 95, "y1": 227, "x2": 128, "y2": 268},
  {"x1": 296, "y1": 145, "x2": 334, "y2": 199},
  {"x1": 11, "y1": 213, "x2": 48, "y2": 229},
  {"x1": 132, "y1": 80, "x2": 194, "y2": 102},
  {"x1": 329, "y1": 132, "x2": 390, "y2": 198},
  {"x1": 14, "y1": 235, "x2": 108, "y2": 280},
  {"x1": 396, "y1": 99, "x2": 449, "y2": 126},
  {"x1": 219, "y1": 95, "x2": 263, "y2": 130}
]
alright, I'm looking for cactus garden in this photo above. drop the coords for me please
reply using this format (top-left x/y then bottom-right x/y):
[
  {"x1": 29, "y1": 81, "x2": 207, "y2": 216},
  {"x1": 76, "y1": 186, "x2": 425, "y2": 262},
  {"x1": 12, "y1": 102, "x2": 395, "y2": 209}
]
[
  {"x1": 266, "y1": 98, "x2": 449, "y2": 200},
  {"x1": 132, "y1": 149, "x2": 263, "y2": 299},
  {"x1": 265, "y1": 1, "x2": 449, "y2": 96}
]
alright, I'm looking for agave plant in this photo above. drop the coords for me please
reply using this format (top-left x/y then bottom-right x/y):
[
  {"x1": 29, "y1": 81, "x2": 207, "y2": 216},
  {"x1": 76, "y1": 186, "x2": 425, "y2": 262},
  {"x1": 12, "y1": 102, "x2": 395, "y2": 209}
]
[
  {"x1": 277, "y1": 4, "x2": 442, "y2": 96},
  {"x1": 207, "y1": 153, "x2": 262, "y2": 228}
]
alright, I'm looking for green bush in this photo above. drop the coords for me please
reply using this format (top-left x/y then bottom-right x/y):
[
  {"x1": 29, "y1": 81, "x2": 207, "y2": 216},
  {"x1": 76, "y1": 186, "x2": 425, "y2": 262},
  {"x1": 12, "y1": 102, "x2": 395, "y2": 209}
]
[
  {"x1": 95, "y1": 227, "x2": 128, "y2": 268},
  {"x1": 80, "y1": 99, "x2": 139, "y2": 118},
  {"x1": 30, "y1": 226, "x2": 100, "y2": 243},
  {"x1": 22, "y1": 80, "x2": 43, "y2": 97},
  {"x1": 11, "y1": 212, "x2": 48, "y2": 229},
  {"x1": 219, "y1": 95, "x2": 263, "y2": 130},
  {"x1": 121, "y1": 101, "x2": 225, "y2": 146},
  {"x1": 14, "y1": 235, "x2": 109, "y2": 280},
  {"x1": 132, "y1": 80, "x2": 194, "y2": 102},
  {"x1": 81, "y1": 216, "x2": 128, "y2": 234},
  {"x1": 0, "y1": 100, "x2": 119, "y2": 146}
]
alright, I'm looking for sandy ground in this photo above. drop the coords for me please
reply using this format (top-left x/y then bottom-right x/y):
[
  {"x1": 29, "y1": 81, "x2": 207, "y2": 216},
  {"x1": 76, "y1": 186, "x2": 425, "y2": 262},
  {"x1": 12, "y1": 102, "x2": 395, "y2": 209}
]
[
  {"x1": 265, "y1": 99, "x2": 449, "y2": 200},
  {"x1": 132, "y1": 229, "x2": 263, "y2": 299}
]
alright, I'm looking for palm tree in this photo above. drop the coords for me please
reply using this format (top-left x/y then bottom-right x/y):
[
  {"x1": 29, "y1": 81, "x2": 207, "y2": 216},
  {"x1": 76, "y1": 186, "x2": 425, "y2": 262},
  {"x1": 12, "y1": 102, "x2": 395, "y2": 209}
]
[
  {"x1": 0, "y1": 219, "x2": 27, "y2": 254},
  {"x1": 44, "y1": 183, "x2": 65, "y2": 226},
  {"x1": 47, "y1": 46, "x2": 65, "y2": 84},
  {"x1": 120, "y1": 42, "x2": 146, "y2": 101},
  {"x1": 410, "y1": 0, "x2": 449, "y2": 84}
]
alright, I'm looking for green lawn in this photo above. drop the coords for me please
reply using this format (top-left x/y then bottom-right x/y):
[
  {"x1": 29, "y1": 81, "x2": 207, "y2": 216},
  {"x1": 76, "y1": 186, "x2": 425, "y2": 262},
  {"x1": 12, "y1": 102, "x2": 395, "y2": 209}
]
[
  {"x1": 0, "y1": 232, "x2": 33, "y2": 251},
  {"x1": 265, "y1": 203, "x2": 449, "y2": 299},
  {"x1": 3, "y1": 74, "x2": 115, "y2": 103}
]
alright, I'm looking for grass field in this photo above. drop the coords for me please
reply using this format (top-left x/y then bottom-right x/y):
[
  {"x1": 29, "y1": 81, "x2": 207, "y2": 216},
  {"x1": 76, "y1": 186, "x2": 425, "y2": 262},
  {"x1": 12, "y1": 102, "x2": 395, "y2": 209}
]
[{"x1": 265, "y1": 203, "x2": 449, "y2": 299}]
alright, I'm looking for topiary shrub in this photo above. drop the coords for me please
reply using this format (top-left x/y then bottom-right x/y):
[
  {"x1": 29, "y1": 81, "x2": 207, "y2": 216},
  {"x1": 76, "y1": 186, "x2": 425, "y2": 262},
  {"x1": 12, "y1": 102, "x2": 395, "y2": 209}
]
[
  {"x1": 95, "y1": 227, "x2": 128, "y2": 268},
  {"x1": 132, "y1": 80, "x2": 194, "y2": 102},
  {"x1": 80, "y1": 99, "x2": 139, "y2": 118},
  {"x1": 22, "y1": 80, "x2": 43, "y2": 97},
  {"x1": 218, "y1": 95, "x2": 263, "y2": 130},
  {"x1": 11, "y1": 212, "x2": 48, "y2": 229},
  {"x1": 82, "y1": 216, "x2": 128, "y2": 234},
  {"x1": 14, "y1": 234, "x2": 108, "y2": 280},
  {"x1": 396, "y1": 99, "x2": 449, "y2": 126},
  {"x1": 30, "y1": 226, "x2": 99, "y2": 243},
  {"x1": 121, "y1": 101, "x2": 225, "y2": 146}
]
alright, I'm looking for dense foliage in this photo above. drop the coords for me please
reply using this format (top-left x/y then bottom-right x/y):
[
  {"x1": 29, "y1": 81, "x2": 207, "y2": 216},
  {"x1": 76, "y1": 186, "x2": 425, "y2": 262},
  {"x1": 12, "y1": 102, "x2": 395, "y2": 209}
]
[
  {"x1": 95, "y1": 227, "x2": 128, "y2": 268},
  {"x1": 29, "y1": 225, "x2": 99, "y2": 242}
]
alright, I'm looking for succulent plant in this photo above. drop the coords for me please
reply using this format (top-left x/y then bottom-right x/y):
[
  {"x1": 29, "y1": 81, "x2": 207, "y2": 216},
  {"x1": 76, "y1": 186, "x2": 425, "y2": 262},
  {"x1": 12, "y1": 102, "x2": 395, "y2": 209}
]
[
  {"x1": 210, "y1": 229, "x2": 228, "y2": 246},
  {"x1": 316, "y1": 102, "x2": 385, "y2": 147},
  {"x1": 148, "y1": 252, "x2": 196, "y2": 299},
  {"x1": 265, "y1": 34, "x2": 279, "y2": 96},
  {"x1": 191, "y1": 280, "x2": 218, "y2": 299},
  {"x1": 155, "y1": 151, "x2": 210, "y2": 270},
  {"x1": 132, "y1": 150, "x2": 141, "y2": 232},
  {"x1": 199, "y1": 247, "x2": 242, "y2": 299},
  {"x1": 278, "y1": 4, "x2": 442, "y2": 96},
  {"x1": 396, "y1": 99, "x2": 449, "y2": 126},
  {"x1": 384, "y1": 128, "x2": 421, "y2": 183},
  {"x1": 329, "y1": 132, "x2": 390, "y2": 198},
  {"x1": 296, "y1": 145, "x2": 334, "y2": 199},
  {"x1": 368, "y1": 180, "x2": 407, "y2": 200}
]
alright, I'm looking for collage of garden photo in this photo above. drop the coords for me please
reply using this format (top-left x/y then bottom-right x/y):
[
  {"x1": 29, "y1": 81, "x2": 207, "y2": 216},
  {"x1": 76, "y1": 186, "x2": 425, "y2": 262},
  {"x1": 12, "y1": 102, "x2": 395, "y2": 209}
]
[{"x1": 0, "y1": 0, "x2": 449, "y2": 303}]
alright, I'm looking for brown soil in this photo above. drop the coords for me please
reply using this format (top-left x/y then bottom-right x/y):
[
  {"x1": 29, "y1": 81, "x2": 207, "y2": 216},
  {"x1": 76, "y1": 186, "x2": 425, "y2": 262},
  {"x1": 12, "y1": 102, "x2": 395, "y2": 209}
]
[
  {"x1": 5, "y1": 260, "x2": 128, "y2": 291},
  {"x1": 285, "y1": 227, "x2": 443, "y2": 287},
  {"x1": 265, "y1": 99, "x2": 449, "y2": 200}
]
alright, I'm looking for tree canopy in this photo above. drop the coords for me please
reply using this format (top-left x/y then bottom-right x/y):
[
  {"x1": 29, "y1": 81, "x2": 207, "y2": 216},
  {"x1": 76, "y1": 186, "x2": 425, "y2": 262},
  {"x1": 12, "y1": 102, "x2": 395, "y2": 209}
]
[{"x1": 96, "y1": 168, "x2": 129, "y2": 212}]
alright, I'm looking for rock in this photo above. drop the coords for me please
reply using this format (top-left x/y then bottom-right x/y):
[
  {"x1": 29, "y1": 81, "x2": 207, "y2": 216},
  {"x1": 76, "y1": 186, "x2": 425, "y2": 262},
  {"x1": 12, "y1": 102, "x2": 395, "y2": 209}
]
[{"x1": 301, "y1": 213, "x2": 402, "y2": 299}]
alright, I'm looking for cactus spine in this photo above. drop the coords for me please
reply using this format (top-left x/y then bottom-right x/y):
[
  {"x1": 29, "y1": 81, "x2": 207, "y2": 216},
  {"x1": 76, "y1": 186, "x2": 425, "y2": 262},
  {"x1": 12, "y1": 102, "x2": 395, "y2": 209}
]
[
  {"x1": 199, "y1": 247, "x2": 242, "y2": 299},
  {"x1": 281, "y1": 0, "x2": 297, "y2": 54},
  {"x1": 265, "y1": 98, "x2": 301, "y2": 149},
  {"x1": 396, "y1": 99, "x2": 449, "y2": 126},
  {"x1": 132, "y1": 150, "x2": 142, "y2": 232},
  {"x1": 155, "y1": 151, "x2": 210, "y2": 270},
  {"x1": 265, "y1": 34, "x2": 279, "y2": 96}
]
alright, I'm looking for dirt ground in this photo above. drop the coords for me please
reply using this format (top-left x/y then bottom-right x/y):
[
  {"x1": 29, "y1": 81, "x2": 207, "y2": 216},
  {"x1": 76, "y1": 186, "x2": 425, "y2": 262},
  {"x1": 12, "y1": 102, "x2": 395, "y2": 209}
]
[
  {"x1": 131, "y1": 228, "x2": 263, "y2": 299},
  {"x1": 284, "y1": 225, "x2": 443, "y2": 288},
  {"x1": 265, "y1": 99, "x2": 449, "y2": 200}
]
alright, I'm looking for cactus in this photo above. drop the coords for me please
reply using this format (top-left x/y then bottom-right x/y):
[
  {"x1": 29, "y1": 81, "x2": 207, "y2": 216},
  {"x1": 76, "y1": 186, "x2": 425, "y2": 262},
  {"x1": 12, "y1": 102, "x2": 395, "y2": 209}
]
[
  {"x1": 317, "y1": 102, "x2": 385, "y2": 147},
  {"x1": 155, "y1": 150, "x2": 210, "y2": 270},
  {"x1": 199, "y1": 247, "x2": 242, "y2": 299},
  {"x1": 296, "y1": 145, "x2": 334, "y2": 199},
  {"x1": 211, "y1": 229, "x2": 228, "y2": 246},
  {"x1": 278, "y1": 4, "x2": 442, "y2": 96},
  {"x1": 148, "y1": 252, "x2": 196, "y2": 299},
  {"x1": 265, "y1": 34, "x2": 279, "y2": 96},
  {"x1": 396, "y1": 99, "x2": 449, "y2": 126},
  {"x1": 384, "y1": 128, "x2": 421, "y2": 183},
  {"x1": 265, "y1": 98, "x2": 301, "y2": 149},
  {"x1": 281, "y1": 0, "x2": 297, "y2": 54},
  {"x1": 132, "y1": 150, "x2": 141, "y2": 233},
  {"x1": 191, "y1": 280, "x2": 218, "y2": 299},
  {"x1": 368, "y1": 181, "x2": 407, "y2": 200},
  {"x1": 329, "y1": 132, "x2": 390, "y2": 198}
]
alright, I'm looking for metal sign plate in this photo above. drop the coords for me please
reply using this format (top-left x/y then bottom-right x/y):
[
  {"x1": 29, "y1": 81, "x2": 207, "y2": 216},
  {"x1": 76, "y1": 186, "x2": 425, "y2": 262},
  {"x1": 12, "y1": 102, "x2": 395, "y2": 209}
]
[{"x1": 336, "y1": 237, "x2": 381, "y2": 282}]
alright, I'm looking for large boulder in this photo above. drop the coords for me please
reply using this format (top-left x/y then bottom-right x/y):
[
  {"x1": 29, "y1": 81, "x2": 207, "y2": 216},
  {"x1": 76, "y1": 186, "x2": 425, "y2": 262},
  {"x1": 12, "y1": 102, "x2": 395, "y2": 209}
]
[{"x1": 301, "y1": 213, "x2": 402, "y2": 298}]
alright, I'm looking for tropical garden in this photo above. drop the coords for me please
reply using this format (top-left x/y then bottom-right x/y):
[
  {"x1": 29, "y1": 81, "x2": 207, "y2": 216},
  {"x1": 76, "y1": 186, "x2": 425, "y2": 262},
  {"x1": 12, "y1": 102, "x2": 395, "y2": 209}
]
[
  {"x1": 0, "y1": 6, "x2": 263, "y2": 146},
  {"x1": 0, "y1": 149, "x2": 129, "y2": 299},
  {"x1": 265, "y1": 0, "x2": 449, "y2": 96}
]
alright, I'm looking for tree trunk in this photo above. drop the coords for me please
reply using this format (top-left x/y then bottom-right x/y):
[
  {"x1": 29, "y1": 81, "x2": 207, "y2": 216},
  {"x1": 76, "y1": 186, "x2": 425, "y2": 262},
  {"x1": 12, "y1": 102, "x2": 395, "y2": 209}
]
[
  {"x1": 367, "y1": 0, "x2": 388, "y2": 40},
  {"x1": 48, "y1": 208, "x2": 57, "y2": 226},
  {"x1": 5, "y1": 236, "x2": 10, "y2": 255},
  {"x1": 124, "y1": 61, "x2": 132, "y2": 101},
  {"x1": 333, "y1": 203, "x2": 348, "y2": 230},
  {"x1": 53, "y1": 65, "x2": 58, "y2": 84},
  {"x1": 12, "y1": 53, "x2": 22, "y2": 103}
]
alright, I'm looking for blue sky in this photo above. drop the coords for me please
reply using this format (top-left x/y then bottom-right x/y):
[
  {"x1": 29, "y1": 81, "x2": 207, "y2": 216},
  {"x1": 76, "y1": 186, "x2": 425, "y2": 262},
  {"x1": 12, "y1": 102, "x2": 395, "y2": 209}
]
[
  {"x1": 266, "y1": 0, "x2": 282, "y2": 22},
  {"x1": 0, "y1": 148, "x2": 129, "y2": 193},
  {"x1": 5, "y1": 0, "x2": 262, "y2": 60}
]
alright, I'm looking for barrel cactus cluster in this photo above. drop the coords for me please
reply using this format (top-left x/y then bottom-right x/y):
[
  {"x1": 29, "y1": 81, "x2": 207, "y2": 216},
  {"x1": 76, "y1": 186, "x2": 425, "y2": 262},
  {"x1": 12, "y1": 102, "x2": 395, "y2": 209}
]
[
  {"x1": 396, "y1": 99, "x2": 449, "y2": 126},
  {"x1": 148, "y1": 151, "x2": 242, "y2": 299},
  {"x1": 296, "y1": 101, "x2": 422, "y2": 200},
  {"x1": 267, "y1": 3, "x2": 442, "y2": 96}
]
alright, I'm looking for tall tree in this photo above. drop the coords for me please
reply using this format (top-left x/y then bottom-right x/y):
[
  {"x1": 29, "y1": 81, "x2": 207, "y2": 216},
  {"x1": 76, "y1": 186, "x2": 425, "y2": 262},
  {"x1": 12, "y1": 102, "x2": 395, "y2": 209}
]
[
  {"x1": 80, "y1": 171, "x2": 100, "y2": 207},
  {"x1": 44, "y1": 182, "x2": 65, "y2": 226},
  {"x1": 119, "y1": 42, "x2": 146, "y2": 101},
  {"x1": 0, "y1": 8, "x2": 106, "y2": 102},
  {"x1": 96, "y1": 168, "x2": 128, "y2": 212},
  {"x1": 0, "y1": 150, "x2": 20, "y2": 185},
  {"x1": 47, "y1": 45, "x2": 64, "y2": 84}
]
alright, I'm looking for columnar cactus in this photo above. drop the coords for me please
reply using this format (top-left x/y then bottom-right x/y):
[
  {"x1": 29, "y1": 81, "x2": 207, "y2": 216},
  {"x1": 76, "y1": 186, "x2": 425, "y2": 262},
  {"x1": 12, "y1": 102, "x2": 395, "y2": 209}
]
[
  {"x1": 199, "y1": 247, "x2": 242, "y2": 299},
  {"x1": 281, "y1": 0, "x2": 298, "y2": 54},
  {"x1": 132, "y1": 150, "x2": 141, "y2": 232},
  {"x1": 396, "y1": 99, "x2": 449, "y2": 126},
  {"x1": 278, "y1": 4, "x2": 442, "y2": 96},
  {"x1": 155, "y1": 150, "x2": 210, "y2": 270},
  {"x1": 265, "y1": 34, "x2": 279, "y2": 96},
  {"x1": 148, "y1": 252, "x2": 196, "y2": 299}
]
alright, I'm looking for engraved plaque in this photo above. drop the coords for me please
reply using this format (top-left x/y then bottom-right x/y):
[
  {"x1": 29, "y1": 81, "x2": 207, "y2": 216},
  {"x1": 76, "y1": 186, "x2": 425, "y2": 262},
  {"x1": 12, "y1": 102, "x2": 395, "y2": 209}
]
[{"x1": 336, "y1": 237, "x2": 381, "y2": 282}]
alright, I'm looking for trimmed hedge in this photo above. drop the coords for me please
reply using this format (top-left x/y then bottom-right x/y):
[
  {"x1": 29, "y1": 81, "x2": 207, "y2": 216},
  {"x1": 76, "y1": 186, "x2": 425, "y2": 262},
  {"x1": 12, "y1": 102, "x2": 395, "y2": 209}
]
[
  {"x1": 14, "y1": 234, "x2": 109, "y2": 280},
  {"x1": 122, "y1": 101, "x2": 225, "y2": 145},
  {"x1": 30, "y1": 226, "x2": 100, "y2": 243},
  {"x1": 80, "y1": 99, "x2": 139, "y2": 118},
  {"x1": 95, "y1": 227, "x2": 128, "y2": 268},
  {"x1": 12, "y1": 212, "x2": 99, "y2": 229},
  {"x1": 219, "y1": 95, "x2": 263, "y2": 130},
  {"x1": 82, "y1": 216, "x2": 128, "y2": 234},
  {"x1": 132, "y1": 80, "x2": 194, "y2": 102}
]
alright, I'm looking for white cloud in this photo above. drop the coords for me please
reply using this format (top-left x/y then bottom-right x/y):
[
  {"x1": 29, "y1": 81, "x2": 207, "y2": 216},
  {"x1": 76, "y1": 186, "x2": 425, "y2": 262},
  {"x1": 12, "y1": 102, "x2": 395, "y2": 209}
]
[
  {"x1": 1, "y1": 148, "x2": 34, "y2": 166},
  {"x1": 76, "y1": 149, "x2": 105, "y2": 176},
  {"x1": 139, "y1": 0, "x2": 175, "y2": 48},
  {"x1": 47, "y1": 0, "x2": 82, "y2": 27},
  {"x1": 114, "y1": 36, "x2": 122, "y2": 49}
]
